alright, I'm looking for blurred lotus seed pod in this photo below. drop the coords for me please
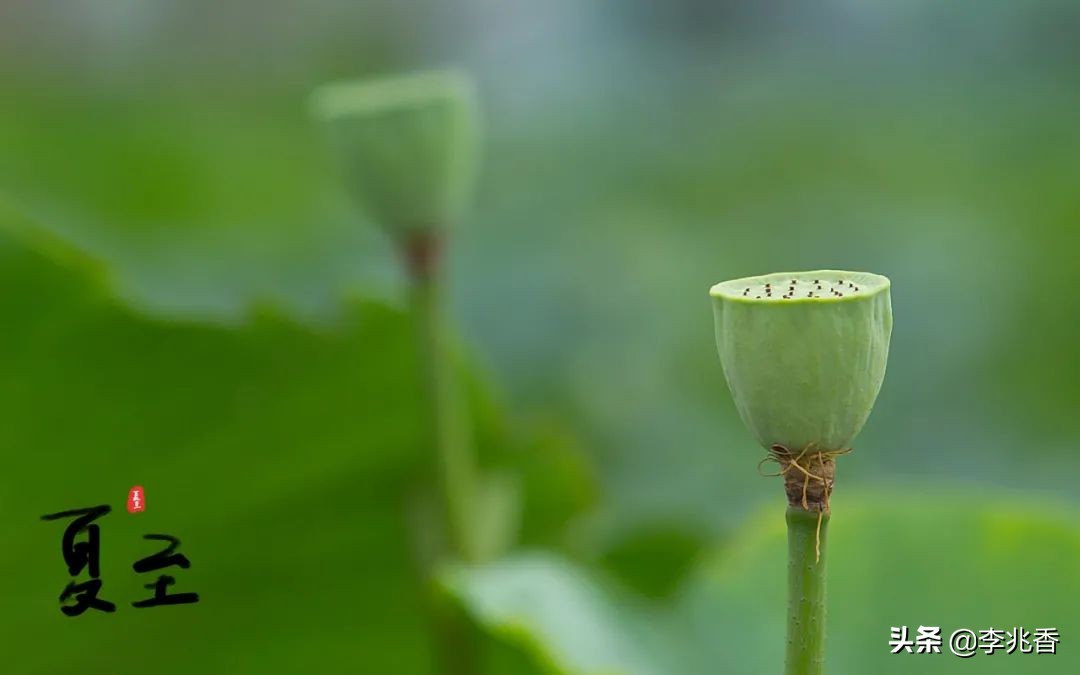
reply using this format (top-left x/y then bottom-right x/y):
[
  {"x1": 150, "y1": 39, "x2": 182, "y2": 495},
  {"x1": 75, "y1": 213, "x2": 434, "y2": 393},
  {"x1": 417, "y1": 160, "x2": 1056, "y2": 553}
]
[
  {"x1": 310, "y1": 68, "x2": 479, "y2": 236},
  {"x1": 710, "y1": 270, "x2": 892, "y2": 452}
]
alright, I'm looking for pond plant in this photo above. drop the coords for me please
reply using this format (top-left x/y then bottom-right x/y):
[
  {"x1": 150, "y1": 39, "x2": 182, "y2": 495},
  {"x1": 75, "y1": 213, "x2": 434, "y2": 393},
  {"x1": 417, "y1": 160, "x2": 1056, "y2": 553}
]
[
  {"x1": 710, "y1": 271, "x2": 892, "y2": 675},
  {"x1": 311, "y1": 67, "x2": 897, "y2": 675},
  {"x1": 311, "y1": 68, "x2": 486, "y2": 675}
]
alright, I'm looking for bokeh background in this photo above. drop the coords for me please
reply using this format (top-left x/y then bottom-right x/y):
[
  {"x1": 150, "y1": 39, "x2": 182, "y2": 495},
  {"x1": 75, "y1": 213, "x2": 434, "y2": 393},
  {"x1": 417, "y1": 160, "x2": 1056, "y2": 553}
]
[{"x1": 2, "y1": 1, "x2": 1080, "y2": 673}]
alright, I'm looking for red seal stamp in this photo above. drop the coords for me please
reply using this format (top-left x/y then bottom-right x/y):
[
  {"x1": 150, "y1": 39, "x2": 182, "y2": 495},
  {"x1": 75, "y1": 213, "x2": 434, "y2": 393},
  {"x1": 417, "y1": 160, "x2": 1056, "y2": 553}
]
[{"x1": 127, "y1": 486, "x2": 146, "y2": 514}]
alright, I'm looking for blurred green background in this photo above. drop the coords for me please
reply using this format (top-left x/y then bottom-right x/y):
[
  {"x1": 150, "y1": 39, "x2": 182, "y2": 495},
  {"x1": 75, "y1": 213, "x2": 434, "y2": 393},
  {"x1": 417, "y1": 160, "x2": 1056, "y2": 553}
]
[{"x1": 2, "y1": 1, "x2": 1080, "y2": 673}]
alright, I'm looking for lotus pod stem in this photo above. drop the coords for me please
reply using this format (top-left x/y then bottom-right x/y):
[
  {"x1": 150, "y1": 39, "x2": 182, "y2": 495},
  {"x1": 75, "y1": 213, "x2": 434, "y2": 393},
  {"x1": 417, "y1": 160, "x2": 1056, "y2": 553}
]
[
  {"x1": 710, "y1": 270, "x2": 893, "y2": 675},
  {"x1": 787, "y1": 507, "x2": 829, "y2": 675}
]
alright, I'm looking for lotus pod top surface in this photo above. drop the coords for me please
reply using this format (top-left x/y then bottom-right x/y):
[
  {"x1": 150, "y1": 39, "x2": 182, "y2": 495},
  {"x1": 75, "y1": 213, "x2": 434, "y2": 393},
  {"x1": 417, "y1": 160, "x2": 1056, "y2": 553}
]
[
  {"x1": 310, "y1": 69, "x2": 478, "y2": 235},
  {"x1": 710, "y1": 270, "x2": 892, "y2": 452}
]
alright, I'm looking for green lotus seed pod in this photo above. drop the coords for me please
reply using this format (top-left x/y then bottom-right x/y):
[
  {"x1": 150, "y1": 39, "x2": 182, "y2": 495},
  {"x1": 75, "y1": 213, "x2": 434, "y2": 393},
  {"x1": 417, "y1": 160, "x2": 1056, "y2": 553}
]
[
  {"x1": 710, "y1": 270, "x2": 892, "y2": 452},
  {"x1": 310, "y1": 69, "x2": 478, "y2": 236}
]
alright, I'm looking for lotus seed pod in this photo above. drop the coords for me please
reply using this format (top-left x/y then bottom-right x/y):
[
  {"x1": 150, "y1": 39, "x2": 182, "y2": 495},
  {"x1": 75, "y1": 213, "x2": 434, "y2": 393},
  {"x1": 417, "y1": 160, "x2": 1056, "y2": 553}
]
[
  {"x1": 310, "y1": 69, "x2": 478, "y2": 237},
  {"x1": 710, "y1": 270, "x2": 892, "y2": 452}
]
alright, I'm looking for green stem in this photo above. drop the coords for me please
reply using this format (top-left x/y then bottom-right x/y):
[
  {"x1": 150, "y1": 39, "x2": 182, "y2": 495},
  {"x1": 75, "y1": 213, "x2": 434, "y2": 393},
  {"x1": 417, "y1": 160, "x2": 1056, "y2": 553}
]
[
  {"x1": 404, "y1": 232, "x2": 481, "y2": 675},
  {"x1": 411, "y1": 266, "x2": 478, "y2": 560},
  {"x1": 786, "y1": 507, "x2": 829, "y2": 675}
]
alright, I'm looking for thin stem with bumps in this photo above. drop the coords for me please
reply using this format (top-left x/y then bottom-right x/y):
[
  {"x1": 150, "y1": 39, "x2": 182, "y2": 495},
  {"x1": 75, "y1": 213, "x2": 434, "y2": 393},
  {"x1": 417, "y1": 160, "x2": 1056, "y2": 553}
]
[
  {"x1": 774, "y1": 447, "x2": 836, "y2": 675},
  {"x1": 786, "y1": 507, "x2": 829, "y2": 675}
]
